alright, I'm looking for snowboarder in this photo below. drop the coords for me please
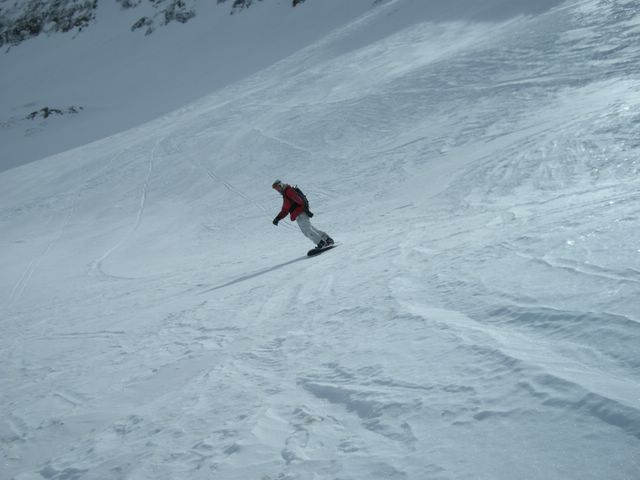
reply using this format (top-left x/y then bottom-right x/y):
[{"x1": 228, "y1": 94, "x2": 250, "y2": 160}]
[{"x1": 271, "y1": 179, "x2": 334, "y2": 250}]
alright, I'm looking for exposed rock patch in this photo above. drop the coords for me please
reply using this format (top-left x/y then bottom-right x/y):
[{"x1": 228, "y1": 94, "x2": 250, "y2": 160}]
[{"x1": 26, "y1": 106, "x2": 83, "y2": 120}]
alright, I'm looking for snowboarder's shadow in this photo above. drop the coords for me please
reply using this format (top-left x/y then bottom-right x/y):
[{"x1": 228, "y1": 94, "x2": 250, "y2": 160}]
[{"x1": 199, "y1": 255, "x2": 308, "y2": 294}]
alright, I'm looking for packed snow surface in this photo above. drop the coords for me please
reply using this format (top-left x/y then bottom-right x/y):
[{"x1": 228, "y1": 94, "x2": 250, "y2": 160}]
[{"x1": 1, "y1": 0, "x2": 640, "y2": 479}]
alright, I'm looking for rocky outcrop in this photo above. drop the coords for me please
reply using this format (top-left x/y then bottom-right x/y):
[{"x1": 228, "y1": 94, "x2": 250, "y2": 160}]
[
  {"x1": 0, "y1": 0, "x2": 313, "y2": 48},
  {"x1": 218, "y1": 0, "x2": 305, "y2": 13},
  {"x1": 0, "y1": 0, "x2": 97, "y2": 49},
  {"x1": 0, "y1": 0, "x2": 199, "y2": 46},
  {"x1": 120, "y1": 0, "x2": 195, "y2": 35},
  {"x1": 26, "y1": 106, "x2": 84, "y2": 120}
]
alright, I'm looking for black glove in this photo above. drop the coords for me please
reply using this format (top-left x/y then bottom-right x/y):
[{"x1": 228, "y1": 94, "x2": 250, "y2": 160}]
[{"x1": 272, "y1": 217, "x2": 280, "y2": 226}]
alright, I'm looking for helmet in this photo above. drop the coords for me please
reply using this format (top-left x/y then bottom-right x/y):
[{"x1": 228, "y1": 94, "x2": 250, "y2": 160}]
[{"x1": 272, "y1": 179, "x2": 285, "y2": 191}]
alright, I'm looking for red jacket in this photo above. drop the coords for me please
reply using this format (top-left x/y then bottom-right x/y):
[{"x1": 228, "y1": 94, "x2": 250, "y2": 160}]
[{"x1": 275, "y1": 186, "x2": 306, "y2": 221}]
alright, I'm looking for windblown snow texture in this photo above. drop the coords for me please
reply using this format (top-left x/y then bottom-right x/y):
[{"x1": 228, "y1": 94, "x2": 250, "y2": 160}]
[{"x1": 1, "y1": 0, "x2": 639, "y2": 479}]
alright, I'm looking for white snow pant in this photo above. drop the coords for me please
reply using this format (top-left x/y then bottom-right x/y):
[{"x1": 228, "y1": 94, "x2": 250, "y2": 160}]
[{"x1": 296, "y1": 213, "x2": 328, "y2": 245}]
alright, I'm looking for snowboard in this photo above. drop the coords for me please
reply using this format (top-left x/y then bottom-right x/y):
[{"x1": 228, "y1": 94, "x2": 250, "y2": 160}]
[{"x1": 307, "y1": 244, "x2": 337, "y2": 257}]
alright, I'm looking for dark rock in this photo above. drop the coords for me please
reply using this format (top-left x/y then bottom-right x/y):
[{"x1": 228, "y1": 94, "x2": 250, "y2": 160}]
[{"x1": 26, "y1": 106, "x2": 83, "y2": 120}]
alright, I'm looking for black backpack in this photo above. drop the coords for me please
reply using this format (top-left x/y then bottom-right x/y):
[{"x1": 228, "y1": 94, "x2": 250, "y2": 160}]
[{"x1": 292, "y1": 185, "x2": 314, "y2": 218}]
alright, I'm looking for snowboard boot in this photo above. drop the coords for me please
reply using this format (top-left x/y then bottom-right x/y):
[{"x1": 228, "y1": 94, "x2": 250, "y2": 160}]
[
  {"x1": 316, "y1": 239, "x2": 326, "y2": 249},
  {"x1": 325, "y1": 237, "x2": 334, "y2": 246}
]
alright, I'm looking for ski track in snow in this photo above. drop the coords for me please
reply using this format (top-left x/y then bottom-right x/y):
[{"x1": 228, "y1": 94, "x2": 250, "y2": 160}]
[
  {"x1": 7, "y1": 215, "x2": 58, "y2": 307},
  {"x1": 89, "y1": 138, "x2": 159, "y2": 280},
  {"x1": 187, "y1": 153, "x2": 272, "y2": 216},
  {"x1": 7, "y1": 182, "x2": 85, "y2": 307}
]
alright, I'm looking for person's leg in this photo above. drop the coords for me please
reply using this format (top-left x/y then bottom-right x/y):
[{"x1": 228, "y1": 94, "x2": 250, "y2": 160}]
[{"x1": 296, "y1": 213, "x2": 326, "y2": 244}]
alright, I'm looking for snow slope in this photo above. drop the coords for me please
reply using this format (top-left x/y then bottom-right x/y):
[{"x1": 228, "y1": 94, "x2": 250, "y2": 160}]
[
  {"x1": 0, "y1": 0, "x2": 377, "y2": 171},
  {"x1": 2, "y1": 0, "x2": 640, "y2": 479}
]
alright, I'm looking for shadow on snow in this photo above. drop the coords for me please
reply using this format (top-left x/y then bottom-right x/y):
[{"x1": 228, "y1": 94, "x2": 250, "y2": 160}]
[{"x1": 199, "y1": 255, "x2": 308, "y2": 294}]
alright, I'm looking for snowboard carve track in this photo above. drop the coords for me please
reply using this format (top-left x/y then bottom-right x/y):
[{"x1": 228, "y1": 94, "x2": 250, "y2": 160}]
[
  {"x1": 90, "y1": 139, "x2": 159, "y2": 280},
  {"x1": 8, "y1": 148, "x2": 130, "y2": 304}
]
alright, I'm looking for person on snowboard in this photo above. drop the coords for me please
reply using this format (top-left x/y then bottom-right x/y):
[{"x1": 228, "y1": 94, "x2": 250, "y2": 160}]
[{"x1": 271, "y1": 179, "x2": 334, "y2": 249}]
